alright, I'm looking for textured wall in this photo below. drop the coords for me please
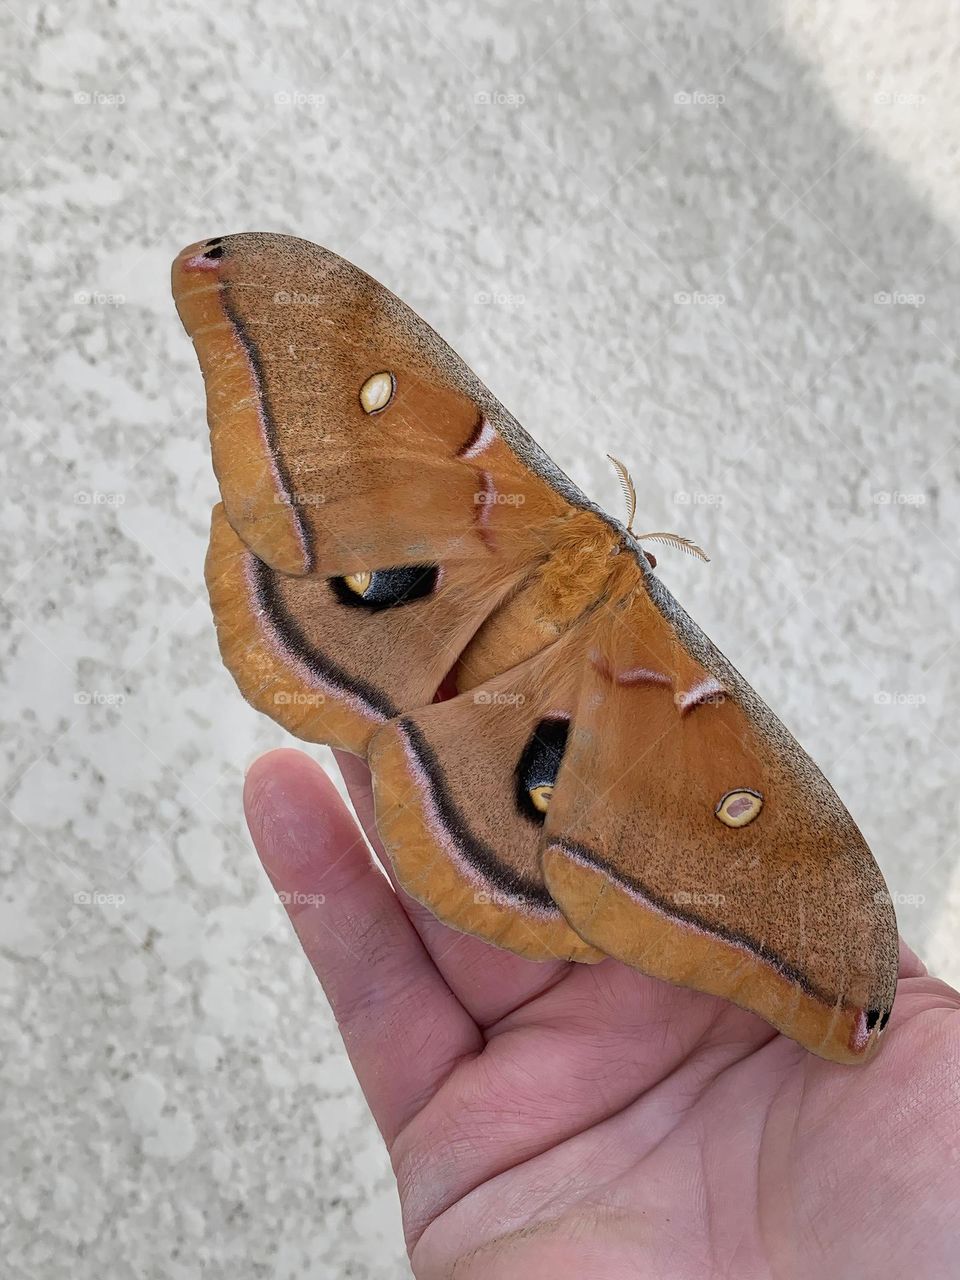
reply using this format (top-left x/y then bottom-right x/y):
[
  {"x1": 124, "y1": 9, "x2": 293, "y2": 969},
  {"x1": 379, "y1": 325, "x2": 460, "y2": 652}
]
[{"x1": 3, "y1": 1, "x2": 959, "y2": 1275}]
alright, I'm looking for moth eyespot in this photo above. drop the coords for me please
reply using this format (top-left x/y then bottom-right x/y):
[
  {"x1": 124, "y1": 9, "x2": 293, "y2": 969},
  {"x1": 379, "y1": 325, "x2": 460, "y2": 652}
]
[
  {"x1": 359, "y1": 371, "x2": 395, "y2": 414},
  {"x1": 715, "y1": 788, "x2": 763, "y2": 828},
  {"x1": 515, "y1": 718, "x2": 570, "y2": 825},
  {"x1": 330, "y1": 565, "x2": 438, "y2": 611},
  {"x1": 529, "y1": 784, "x2": 553, "y2": 814}
]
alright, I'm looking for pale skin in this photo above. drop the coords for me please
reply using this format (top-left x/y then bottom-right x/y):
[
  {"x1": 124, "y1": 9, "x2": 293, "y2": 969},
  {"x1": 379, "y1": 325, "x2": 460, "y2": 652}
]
[{"x1": 245, "y1": 748, "x2": 960, "y2": 1279}]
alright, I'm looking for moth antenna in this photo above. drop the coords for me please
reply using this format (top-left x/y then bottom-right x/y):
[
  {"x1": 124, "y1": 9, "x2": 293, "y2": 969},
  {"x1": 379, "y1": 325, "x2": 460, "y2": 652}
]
[
  {"x1": 606, "y1": 454, "x2": 637, "y2": 533},
  {"x1": 633, "y1": 531, "x2": 710, "y2": 563}
]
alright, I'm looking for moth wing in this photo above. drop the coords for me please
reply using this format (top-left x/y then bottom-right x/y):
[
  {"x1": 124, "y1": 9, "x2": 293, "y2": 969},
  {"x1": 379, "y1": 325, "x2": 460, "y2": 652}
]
[
  {"x1": 368, "y1": 617, "x2": 604, "y2": 963},
  {"x1": 205, "y1": 503, "x2": 526, "y2": 752},
  {"x1": 173, "y1": 232, "x2": 574, "y2": 576},
  {"x1": 539, "y1": 582, "x2": 899, "y2": 1064},
  {"x1": 175, "y1": 233, "x2": 591, "y2": 753}
]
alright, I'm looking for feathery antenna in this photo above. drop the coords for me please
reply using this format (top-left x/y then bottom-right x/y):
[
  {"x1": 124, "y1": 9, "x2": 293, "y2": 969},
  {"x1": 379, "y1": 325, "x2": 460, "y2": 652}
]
[
  {"x1": 606, "y1": 454, "x2": 637, "y2": 533},
  {"x1": 605, "y1": 455, "x2": 710, "y2": 563},
  {"x1": 632, "y1": 531, "x2": 710, "y2": 562}
]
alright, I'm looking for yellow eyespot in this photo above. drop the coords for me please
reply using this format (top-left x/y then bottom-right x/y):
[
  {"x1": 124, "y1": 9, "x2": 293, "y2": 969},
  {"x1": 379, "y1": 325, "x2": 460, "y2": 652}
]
[
  {"x1": 529, "y1": 784, "x2": 553, "y2": 814},
  {"x1": 359, "y1": 371, "x2": 395, "y2": 414},
  {"x1": 715, "y1": 788, "x2": 763, "y2": 828},
  {"x1": 343, "y1": 571, "x2": 372, "y2": 596}
]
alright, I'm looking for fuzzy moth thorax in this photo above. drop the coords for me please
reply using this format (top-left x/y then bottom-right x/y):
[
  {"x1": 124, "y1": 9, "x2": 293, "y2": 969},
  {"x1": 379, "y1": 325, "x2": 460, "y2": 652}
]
[
  {"x1": 536, "y1": 511, "x2": 626, "y2": 615},
  {"x1": 454, "y1": 512, "x2": 625, "y2": 694}
]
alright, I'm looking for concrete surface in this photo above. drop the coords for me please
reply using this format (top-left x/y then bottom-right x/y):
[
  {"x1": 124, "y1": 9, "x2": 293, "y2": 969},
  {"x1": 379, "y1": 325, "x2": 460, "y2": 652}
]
[{"x1": 3, "y1": 0, "x2": 959, "y2": 1275}]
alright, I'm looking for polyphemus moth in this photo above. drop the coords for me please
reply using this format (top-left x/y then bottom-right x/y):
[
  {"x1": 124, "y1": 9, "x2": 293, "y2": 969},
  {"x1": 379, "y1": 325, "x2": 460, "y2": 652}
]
[{"x1": 172, "y1": 232, "x2": 898, "y2": 1065}]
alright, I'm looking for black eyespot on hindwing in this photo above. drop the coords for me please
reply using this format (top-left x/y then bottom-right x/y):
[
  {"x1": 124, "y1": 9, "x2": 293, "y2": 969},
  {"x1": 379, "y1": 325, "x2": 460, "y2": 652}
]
[
  {"x1": 329, "y1": 565, "x2": 439, "y2": 611},
  {"x1": 515, "y1": 717, "x2": 570, "y2": 825}
]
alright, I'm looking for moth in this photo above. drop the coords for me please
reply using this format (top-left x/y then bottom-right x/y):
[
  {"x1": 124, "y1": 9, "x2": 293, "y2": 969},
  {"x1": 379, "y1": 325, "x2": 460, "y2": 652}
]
[{"x1": 172, "y1": 232, "x2": 898, "y2": 1064}]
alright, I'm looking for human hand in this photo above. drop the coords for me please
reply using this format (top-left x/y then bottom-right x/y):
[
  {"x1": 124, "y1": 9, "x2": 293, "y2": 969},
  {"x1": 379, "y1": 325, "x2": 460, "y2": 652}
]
[{"x1": 244, "y1": 748, "x2": 960, "y2": 1279}]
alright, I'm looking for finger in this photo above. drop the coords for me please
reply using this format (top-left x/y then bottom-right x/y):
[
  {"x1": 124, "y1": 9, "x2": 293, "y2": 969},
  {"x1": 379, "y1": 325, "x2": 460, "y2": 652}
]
[
  {"x1": 334, "y1": 749, "x2": 460, "y2": 947},
  {"x1": 244, "y1": 749, "x2": 481, "y2": 1145},
  {"x1": 334, "y1": 749, "x2": 572, "y2": 1026}
]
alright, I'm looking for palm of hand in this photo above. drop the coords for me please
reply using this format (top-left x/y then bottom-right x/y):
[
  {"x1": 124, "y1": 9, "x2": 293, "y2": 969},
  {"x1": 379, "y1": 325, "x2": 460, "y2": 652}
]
[{"x1": 245, "y1": 749, "x2": 960, "y2": 1280}]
